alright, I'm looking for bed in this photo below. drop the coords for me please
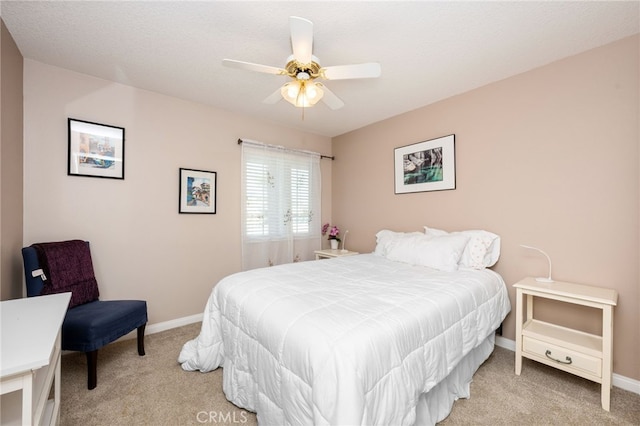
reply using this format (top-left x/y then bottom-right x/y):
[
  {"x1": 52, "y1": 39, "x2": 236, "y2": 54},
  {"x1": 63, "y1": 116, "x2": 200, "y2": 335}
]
[{"x1": 179, "y1": 229, "x2": 511, "y2": 425}]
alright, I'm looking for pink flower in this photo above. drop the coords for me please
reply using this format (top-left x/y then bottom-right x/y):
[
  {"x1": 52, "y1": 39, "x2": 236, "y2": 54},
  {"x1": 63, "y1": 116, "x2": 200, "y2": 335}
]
[{"x1": 322, "y1": 223, "x2": 341, "y2": 241}]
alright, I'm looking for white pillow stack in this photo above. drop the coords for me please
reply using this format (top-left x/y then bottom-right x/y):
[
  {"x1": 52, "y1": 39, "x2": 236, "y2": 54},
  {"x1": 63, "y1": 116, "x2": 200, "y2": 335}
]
[{"x1": 373, "y1": 227, "x2": 501, "y2": 271}]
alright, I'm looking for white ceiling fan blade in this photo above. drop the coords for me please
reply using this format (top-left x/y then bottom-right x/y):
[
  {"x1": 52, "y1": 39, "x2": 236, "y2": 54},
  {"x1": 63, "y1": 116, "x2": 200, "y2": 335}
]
[
  {"x1": 289, "y1": 16, "x2": 313, "y2": 64},
  {"x1": 263, "y1": 87, "x2": 283, "y2": 104},
  {"x1": 316, "y1": 83, "x2": 344, "y2": 110},
  {"x1": 322, "y1": 63, "x2": 382, "y2": 80},
  {"x1": 222, "y1": 59, "x2": 285, "y2": 75}
]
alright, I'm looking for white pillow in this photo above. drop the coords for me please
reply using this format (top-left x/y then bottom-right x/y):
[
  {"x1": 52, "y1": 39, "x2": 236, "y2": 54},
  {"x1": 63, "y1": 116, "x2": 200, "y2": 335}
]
[
  {"x1": 424, "y1": 226, "x2": 501, "y2": 269},
  {"x1": 385, "y1": 233, "x2": 470, "y2": 272},
  {"x1": 374, "y1": 230, "x2": 423, "y2": 257}
]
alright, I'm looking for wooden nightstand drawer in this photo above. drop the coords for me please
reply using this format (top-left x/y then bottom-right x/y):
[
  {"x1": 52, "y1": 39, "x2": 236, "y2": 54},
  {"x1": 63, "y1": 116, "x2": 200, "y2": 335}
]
[{"x1": 523, "y1": 336, "x2": 602, "y2": 378}]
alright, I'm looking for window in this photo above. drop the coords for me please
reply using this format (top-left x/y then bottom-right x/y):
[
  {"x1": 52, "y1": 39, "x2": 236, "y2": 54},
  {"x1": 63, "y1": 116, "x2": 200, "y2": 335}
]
[{"x1": 241, "y1": 142, "x2": 321, "y2": 269}]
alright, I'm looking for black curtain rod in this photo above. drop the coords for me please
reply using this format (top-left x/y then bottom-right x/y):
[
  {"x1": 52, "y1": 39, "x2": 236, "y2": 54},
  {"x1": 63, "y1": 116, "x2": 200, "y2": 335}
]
[{"x1": 237, "y1": 138, "x2": 334, "y2": 160}]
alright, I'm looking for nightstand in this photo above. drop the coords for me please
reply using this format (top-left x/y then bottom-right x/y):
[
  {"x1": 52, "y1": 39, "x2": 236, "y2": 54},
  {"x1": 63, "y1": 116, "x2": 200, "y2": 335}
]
[
  {"x1": 513, "y1": 277, "x2": 618, "y2": 411},
  {"x1": 314, "y1": 249, "x2": 359, "y2": 260}
]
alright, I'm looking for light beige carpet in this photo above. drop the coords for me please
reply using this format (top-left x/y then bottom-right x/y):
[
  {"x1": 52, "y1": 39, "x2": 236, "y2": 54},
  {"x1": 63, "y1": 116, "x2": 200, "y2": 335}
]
[{"x1": 59, "y1": 323, "x2": 640, "y2": 425}]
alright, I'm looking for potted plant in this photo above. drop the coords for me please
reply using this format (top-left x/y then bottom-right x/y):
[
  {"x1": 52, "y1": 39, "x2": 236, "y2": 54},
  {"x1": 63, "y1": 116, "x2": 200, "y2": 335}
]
[{"x1": 322, "y1": 223, "x2": 341, "y2": 250}]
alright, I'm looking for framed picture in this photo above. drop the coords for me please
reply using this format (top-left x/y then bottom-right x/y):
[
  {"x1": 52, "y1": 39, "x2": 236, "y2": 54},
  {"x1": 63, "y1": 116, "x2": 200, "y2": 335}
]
[
  {"x1": 179, "y1": 168, "x2": 217, "y2": 214},
  {"x1": 68, "y1": 118, "x2": 125, "y2": 179},
  {"x1": 394, "y1": 134, "x2": 456, "y2": 194}
]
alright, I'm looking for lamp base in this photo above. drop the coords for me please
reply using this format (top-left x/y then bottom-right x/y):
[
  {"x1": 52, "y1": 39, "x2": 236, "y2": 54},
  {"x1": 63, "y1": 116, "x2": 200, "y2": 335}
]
[{"x1": 535, "y1": 277, "x2": 554, "y2": 283}]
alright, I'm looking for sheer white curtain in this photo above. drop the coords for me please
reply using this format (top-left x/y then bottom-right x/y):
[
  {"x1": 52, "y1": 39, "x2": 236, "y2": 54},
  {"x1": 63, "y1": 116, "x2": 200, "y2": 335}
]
[{"x1": 241, "y1": 141, "x2": 322, "y2": 270}]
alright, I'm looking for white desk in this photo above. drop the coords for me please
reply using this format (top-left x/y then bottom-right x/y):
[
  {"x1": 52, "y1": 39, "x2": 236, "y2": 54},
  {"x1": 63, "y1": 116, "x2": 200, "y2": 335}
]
[{"x1": 1, "y1": 292, "x2": 70, "y2": 425}]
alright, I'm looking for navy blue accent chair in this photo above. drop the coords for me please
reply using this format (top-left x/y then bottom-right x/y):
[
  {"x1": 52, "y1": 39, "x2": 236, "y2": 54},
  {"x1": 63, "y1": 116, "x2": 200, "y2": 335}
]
[{"x1": 22, "y1": 244, "x2": 147, "y2": 390}]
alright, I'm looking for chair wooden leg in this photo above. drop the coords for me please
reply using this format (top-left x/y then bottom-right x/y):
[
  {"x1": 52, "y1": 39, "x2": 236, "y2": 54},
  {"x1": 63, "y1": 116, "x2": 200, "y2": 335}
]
[
  {"x1": 86, "y1": 350, "x2": 98, "y2": 390},
  {"x1": 137, "y1": 323, "x2": 146, "y2": 356}
]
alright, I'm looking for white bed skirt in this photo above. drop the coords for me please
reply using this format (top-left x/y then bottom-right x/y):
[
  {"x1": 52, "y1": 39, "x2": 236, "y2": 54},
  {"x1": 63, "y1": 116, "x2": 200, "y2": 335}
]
[
  {"x1": 416, "y1": 333, "x2": 495, "y2": 425},
  {"x1": 219, "y1": 332, "x2": 496, "y2": 425}
]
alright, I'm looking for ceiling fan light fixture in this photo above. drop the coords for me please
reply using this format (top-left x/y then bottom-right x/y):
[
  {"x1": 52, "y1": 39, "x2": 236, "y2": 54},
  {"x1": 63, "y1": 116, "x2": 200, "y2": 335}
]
[
  {"x1": 226, "y1": 17, "x2": 380, "y2": 111},
  {"x1": 281, "y1": 81, "x2": 324, "y2": 108}
]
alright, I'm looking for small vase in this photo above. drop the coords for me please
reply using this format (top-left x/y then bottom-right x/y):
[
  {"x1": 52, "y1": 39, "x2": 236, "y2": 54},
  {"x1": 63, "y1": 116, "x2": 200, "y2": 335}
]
[{"x1": 330, "y1": 239, "x2": 339, "y2": 250}]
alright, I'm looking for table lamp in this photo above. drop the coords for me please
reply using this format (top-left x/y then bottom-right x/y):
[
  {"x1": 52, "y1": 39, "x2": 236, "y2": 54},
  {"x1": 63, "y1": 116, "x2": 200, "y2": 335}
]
[
  {"x1": 520, "y1": 244, "x2": 554, "y2": 282},
  {"x1": 341, "y1": 230, "x2": 349, "y2": 253}
]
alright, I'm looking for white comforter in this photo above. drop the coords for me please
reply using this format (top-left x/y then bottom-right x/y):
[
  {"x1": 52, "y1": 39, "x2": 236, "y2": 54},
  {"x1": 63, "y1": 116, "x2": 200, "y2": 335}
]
[{"x1": 179, "y1": 254, "x2": 511, "y2": 425}]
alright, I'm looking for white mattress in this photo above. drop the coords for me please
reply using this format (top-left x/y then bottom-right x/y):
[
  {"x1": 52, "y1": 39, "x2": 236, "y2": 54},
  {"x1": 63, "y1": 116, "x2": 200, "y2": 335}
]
[{"x1": 179, "y1": 253, "x2": 511, "y2": 425}]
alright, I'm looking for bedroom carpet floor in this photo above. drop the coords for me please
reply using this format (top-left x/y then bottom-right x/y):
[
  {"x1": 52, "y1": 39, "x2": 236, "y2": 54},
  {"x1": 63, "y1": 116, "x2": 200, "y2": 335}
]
[{"x1": 58, "y1": 322, "x2": 639, "y2": 425}]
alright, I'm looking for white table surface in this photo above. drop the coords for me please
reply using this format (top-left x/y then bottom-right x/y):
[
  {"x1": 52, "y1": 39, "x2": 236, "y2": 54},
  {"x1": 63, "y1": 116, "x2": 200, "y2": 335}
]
[{"x1": 0, "y1": 293, "x2": 70, "y2": 377}]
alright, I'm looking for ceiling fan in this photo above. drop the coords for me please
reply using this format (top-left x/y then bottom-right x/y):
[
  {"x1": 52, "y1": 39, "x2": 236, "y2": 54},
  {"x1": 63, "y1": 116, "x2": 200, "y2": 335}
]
[{"x1": 222, "y1": 16, "x2": 381, "y2": 110}]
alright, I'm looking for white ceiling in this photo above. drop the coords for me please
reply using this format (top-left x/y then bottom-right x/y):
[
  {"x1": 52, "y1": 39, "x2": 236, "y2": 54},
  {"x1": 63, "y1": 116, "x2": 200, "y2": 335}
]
[{"x1": 2, "y1": 1, "x2": 638, "y2": 138}]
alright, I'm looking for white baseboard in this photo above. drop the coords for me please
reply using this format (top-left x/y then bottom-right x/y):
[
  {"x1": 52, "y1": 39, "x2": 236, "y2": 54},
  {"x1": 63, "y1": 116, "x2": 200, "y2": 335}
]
[
  {"x1": 145, "y1": 313, "x2": 203, "y2": 335},
  {"x1": 494, "y1": 335, "x2": 640, "y2": 396},
  {"x1": 115, "y1": 313, "x2": 203, "y2": 343},
  {"x1": 611, "y1": 372, "x2": 640, "y2": 396},
  {"x1": 495, "y1": 335, "x2": 516, "y2": 352}
]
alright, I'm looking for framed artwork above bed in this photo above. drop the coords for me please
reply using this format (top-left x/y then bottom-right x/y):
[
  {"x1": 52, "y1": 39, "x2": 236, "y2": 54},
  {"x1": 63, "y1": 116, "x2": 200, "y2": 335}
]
[{"x1": 394, "y1": 134, "x2": 455, "y2": 194}]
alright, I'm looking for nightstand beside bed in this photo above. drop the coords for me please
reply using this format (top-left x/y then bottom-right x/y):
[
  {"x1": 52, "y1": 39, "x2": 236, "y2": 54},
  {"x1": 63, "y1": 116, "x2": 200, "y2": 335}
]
[
  {"x1": 314, "y1": 249, "x2": 359, "y2": 260},
  {"x1": 513, "y1": 277, "x2": 617, "y2": 411}
]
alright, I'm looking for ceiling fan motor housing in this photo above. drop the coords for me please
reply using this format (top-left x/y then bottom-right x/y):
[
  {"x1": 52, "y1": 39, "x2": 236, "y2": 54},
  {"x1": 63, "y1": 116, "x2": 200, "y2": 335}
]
[{"x1": 285, "y1": 58, "x2": 321, "y2": 80}]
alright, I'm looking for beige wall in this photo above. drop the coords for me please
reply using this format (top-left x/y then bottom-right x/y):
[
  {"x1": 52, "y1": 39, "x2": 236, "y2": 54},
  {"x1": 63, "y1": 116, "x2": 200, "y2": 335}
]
[
  {"x1": 332, "y1": 35, "x2": 639, "y2": 380},
  {"x1": 0, "y1": 19, "x2": 24, "y2": 301},
  {"x1": 12, "y1": 30, "x2": 640, "y2": 382},
  {"x1": 22, "y1": 60, "x2": 332, "y2": 324}
]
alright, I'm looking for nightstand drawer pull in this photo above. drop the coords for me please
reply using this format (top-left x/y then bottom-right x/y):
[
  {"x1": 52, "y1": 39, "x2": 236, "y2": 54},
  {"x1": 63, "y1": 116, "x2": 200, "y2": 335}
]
[{"x1": 545, "y1": 349, "x2": 572, "y2": 365}]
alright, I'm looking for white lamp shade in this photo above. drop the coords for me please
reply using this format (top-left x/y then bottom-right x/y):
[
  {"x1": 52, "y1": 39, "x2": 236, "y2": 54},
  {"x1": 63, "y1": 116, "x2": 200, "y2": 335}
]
[{"x1": 281, "y1": 80, "x2": 324, "y2": 107}]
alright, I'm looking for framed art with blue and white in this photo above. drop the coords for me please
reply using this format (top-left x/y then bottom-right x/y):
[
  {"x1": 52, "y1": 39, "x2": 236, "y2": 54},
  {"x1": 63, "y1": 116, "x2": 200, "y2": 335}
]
[
  {"x1": 179, "y1": 168, "x2": 217, "y2": 214},
  {"x1": 394, "y1": 134, "x2": 455, "y2": 194}
]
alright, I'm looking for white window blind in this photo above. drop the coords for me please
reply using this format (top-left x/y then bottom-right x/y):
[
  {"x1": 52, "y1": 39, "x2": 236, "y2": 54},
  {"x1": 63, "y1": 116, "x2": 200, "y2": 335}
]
[{"x1": 241, "y1": 142, "x2": 321, "y2": 269}]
